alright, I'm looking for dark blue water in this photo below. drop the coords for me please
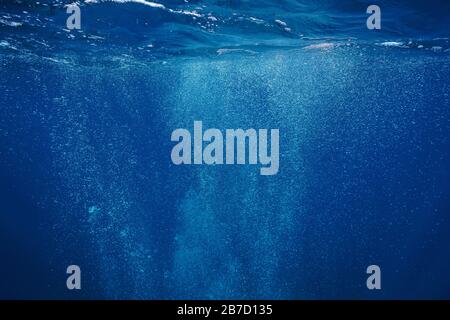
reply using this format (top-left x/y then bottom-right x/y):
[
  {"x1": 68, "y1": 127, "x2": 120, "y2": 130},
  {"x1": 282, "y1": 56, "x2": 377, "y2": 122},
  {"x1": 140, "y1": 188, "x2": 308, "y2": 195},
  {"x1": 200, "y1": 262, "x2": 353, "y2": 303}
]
[{"x1": 0, "y1": 0, "x2": 449, "y2": 299}]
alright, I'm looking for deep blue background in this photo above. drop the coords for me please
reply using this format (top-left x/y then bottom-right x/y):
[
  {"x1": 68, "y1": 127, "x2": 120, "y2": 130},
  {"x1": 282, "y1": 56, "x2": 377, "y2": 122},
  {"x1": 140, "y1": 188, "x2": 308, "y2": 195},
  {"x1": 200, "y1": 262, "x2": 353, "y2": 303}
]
[{"x1": 0, "y1": 0, "x2": 449, "y2": 299}]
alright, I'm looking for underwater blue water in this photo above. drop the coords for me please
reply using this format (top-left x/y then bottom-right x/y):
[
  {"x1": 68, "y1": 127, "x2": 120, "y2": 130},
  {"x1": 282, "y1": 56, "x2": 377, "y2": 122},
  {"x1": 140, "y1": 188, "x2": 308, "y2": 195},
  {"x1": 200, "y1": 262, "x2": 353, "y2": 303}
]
[{"x1": 0, "y1": 0, "x2": 449, "y2": 299}]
